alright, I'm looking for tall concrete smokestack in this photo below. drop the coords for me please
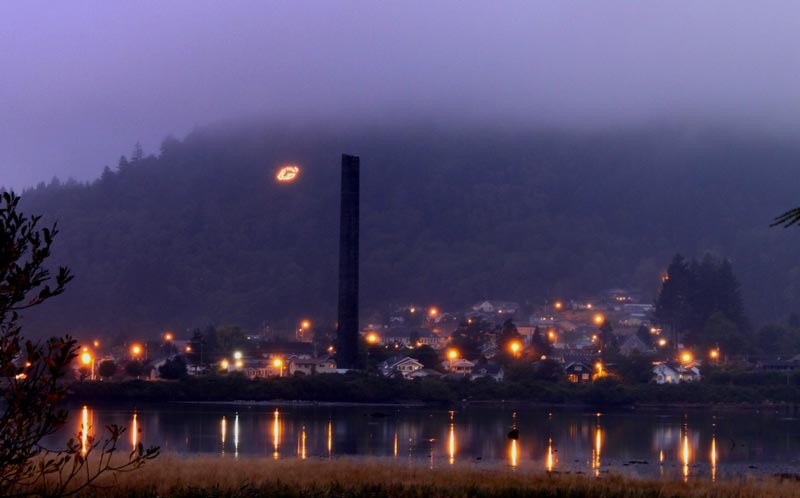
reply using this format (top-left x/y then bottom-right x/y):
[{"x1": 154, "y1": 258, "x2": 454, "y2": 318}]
[{"x1": 336, "y1": 154, "x2": 360, "y2": 369}]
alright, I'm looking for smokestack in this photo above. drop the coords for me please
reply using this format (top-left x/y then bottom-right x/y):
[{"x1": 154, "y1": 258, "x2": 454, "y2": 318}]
[{"x1": 336, "y1": 154, "x2": 360, "y2": 369}]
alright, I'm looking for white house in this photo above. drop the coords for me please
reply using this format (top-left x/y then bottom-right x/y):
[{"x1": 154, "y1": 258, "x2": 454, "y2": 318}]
[
  {"x1": 472, "y1": 300, "x2": 520, "y2": 315},
  {"x1": 443, "y1": 358, "x2": 475, "y2": 376},
  {"x1": 653, "y1": 363, "x2": 701, "y2": 384},
  {"x1": 381, "y1": 356, "x2": 424, "y2": 378}
]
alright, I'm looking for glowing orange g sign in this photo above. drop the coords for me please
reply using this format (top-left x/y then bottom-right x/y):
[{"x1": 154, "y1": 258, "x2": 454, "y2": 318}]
[{"x1": 276, "y1": 165, "x2": 300, "y2": 182}]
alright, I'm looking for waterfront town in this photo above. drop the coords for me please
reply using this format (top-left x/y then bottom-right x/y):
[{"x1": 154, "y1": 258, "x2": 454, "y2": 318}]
[{"x1": 70, "y1": 287, "x2": 745, "y2": 387}]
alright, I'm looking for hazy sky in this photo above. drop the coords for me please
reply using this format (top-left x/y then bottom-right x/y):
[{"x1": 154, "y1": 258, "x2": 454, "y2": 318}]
[{"x1": 2, "y1": 1, "x2": 800, "y2": 188}]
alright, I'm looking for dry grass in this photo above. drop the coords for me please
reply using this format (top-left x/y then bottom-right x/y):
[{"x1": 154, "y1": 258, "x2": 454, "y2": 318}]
[{"x1": 71, "y1": 455, "x2": 800, "y2": 498}]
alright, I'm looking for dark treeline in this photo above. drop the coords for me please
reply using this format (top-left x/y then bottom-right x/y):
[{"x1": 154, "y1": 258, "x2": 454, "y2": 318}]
[
  {"x1": 655, "y1": 254, "x2": 750, "y2": 354},
  {"x1": 14, "y1": 122, "x2": 800, "y2": 338}
]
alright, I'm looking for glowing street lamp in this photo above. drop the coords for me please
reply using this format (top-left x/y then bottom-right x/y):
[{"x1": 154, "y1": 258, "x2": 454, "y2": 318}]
[
  {"x1": 234, "y1": 359, "x2": 244, "y2": 369},
  {"x1": 509, "y1": 341, "x2": 522, "y2": 358},
  {"x1": 593, "y1": 314, "x2": 605, "y2": 326},
  {"x1": 233, "y1": 351, "x2": 243, "y2": 360},
  {"x1": 366, "y1": 332, "x2": 379, "y2": 345},
  {"x1": 130, "y1": 344, "x2": 143, "y2": 358},
  {"x1": 301, "y1": 320, "x2": 311, "y2": 330},
  {"x1": 446, "y1": 348, "x2": 459, "y2": 371},
  {"x1": 554, "y1": 301, "x2": 563, "y2": 310},
  {"x1": 273, "y1": 358, "x2": 284, "y2": 377},
  {"x1": 709, "y1": 349, "x2": 720, "y2": 361},
  {"x1": 220, "y1": 359, "x2": 230, "y2": 370},
  {"x1": 428, "y1": 307, "x2": 439, "y2": 318},
  {"x1": 163, "y1": 332, "x2": 174, "y2": 342},
  {"x1": 92, "y1": 339, "x2": 100, "y2": 348},
  {"x1": 680, "y1": 352, "x2": 693, "y2": 364},
  {"x1": 658, "y1": 338, "x2": 668, "y2": 347},
  {"x1": 80, "y1": 351, "x2": 95, "y2": 380},
  {"x1": 595, "y1": 362, "x2": 604, "y2": 377}
]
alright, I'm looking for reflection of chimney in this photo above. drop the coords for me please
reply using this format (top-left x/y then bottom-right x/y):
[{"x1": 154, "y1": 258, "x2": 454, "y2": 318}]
[{"x1": 336, "y1": 154, "x2": 360, "y2": 369}]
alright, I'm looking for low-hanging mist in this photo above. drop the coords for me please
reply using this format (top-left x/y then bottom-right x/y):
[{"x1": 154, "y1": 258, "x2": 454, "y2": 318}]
[{"x1": 17, "y1": 122, "x2": 800, "y2": 339}]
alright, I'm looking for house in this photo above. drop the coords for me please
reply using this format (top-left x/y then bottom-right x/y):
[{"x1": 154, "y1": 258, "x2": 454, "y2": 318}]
[
  {"x1": 407, "y1": 368, "x2": 443, "y2": 379},
  {"x1": 619, "y1": 334, "x2": 655, "y2": 356},
  {"x1": 652, "y1": 362, "x2": 701, "y2": 384},
  {"x1": 287, "y1": 355, "x2": 337, "y2": 375},
  {"x1": 443, "y1": 358, "x2": 474, "y2": 376},
  {"x1": 472, "y1": 300, "x2": 520, "y2": 315},
  {"x1": 471, "y1": 363, "x2": 505, "y2": 382},
  {"x1": 367, "y1": 327, "x2": 444, "y2": 348},
  {"x1": 565, "y1": 362, "x2": 594, "y2": 384},
  {"x1": 380, "y1": 356, "x2": 424, "y2": 378}
]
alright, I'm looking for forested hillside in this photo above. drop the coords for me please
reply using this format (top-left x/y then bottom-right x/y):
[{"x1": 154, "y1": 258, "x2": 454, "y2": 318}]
[{"x1": 14, "y1": 122, "x2": 800, "y2": 339}]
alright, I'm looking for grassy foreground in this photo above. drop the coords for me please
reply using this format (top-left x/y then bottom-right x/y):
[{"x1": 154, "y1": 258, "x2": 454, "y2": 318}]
[{"x1": 70, "y1": 455, "x2": 800, "y2": 498}]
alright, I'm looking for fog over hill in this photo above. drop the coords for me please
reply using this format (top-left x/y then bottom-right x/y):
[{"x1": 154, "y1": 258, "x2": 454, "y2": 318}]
[{"x1": 16, "y1": 122, "x2": 800, "y2": 339}]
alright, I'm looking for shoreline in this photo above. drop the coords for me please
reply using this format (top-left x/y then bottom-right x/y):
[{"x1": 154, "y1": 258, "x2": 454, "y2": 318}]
[
  {"x1": 67, "y1": 395, "x2": 798, "y2": 412},
  {"x1": 66, "y1": 375, "x2": 800, "y2": 410}
]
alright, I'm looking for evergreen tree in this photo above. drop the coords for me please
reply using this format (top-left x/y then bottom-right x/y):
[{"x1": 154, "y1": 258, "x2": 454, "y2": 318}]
[
  {"x1": 635, "y1": 324, "x2": 653, "y2": 347},
  {"x1": 654, "y1": 254, "x2": 693, "y2": 348},
  {"x1": 97, "y1": 359, "x2": 118, "y2": 379},
  {"x1": 655, "y1": 254, "x2": 751, "y2": 355},
  {"x1": 530, "y1": 326, "x2": 552, "y2": 357},
  {"x1": 598, "y1": 321, "x2": 618, "y2": 360},
  {"x1": 131, "y1": 142, "x2": 144, "y2": 162}
]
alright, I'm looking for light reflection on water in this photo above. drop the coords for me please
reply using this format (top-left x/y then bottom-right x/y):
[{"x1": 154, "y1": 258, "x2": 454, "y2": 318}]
[{"x1": 56, "y1": 404, "x2": 800, "y2": 481}]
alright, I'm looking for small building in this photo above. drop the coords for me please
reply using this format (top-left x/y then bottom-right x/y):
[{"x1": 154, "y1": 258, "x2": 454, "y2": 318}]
[
  {"x1": 443, "y1": 358, "x2": 474, "y2": 376},
  {"x1": 471, "y1": 363, "x2": 505, "y2": 382},
  {"x1": 472, "y1": 300, "x2": 520, "y2": 315},
  {"x1": 367, "y1": 326, "x2": 444, "y2": 349},
  {"x1": 407, "y1": 368, "x2": 443, "y2": 379},
  {"x1": 565, "y1": 361, "x2": 594, "y2": 384},
  {"x1": 287, "y1": 355, "x2": 337, "y2": 376},
  {"x1": 652, "y1": 362, "x2": 701, "y2": 384},
  {"x1": 380, "y1": 356, "x2": 424, "y2": 378},
  {"x1": 619, "y1": 334, "x2": 655, "y2": 356}
]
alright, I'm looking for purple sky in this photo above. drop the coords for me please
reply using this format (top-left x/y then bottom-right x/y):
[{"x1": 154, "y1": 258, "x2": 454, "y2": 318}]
[{"x1": 2, "y1": 1, "x2": 800, "y2": 188}]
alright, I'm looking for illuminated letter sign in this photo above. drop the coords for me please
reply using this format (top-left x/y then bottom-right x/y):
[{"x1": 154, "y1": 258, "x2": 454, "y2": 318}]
[{"x1": 276, "y1": 165, "x2": 300, "y2": 182}]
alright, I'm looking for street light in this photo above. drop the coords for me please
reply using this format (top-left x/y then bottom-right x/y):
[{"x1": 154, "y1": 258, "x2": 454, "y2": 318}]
[
  {"x1": 234, "y1": 359, "x2": 244, "y2": 369},
  {"x1": 658, "y1": 338, "x2": 668, "y2": 347},
  {"x1": 595, "y1": 362, "x2": 604, "y2": 377},
  {"x1": 80, "y1": 351, "x2": 95, "y2": 380},
  {"x1": 446, "y1": 348, "x2": 459, "y2": 371},
  {"x1": 509, "y1": 341, "x2": 521, "y2": 358},
  {"x1": 554, "y1": 301, "x2": 563, "y2": 310},
  {"x1": 428, "y1": 307, "x2": 439, "y2": 318},
  {"x1": 680, "y1": 352, "x2": 693, "y2": 364},
  {"x1": 301, "y1": 320, "x2": 311, "y2": 330},
  {"x1": 130, "y1": 344, "x2": 143, "y2": 358},
  {"x1": 273, "y1": 358, "x2": 284, "y2": 377},
  {"x1": 233, "y1": 351, "x2": 243, "y2": 360},
  {"x1": 163, "y1": 332, "x2": 174, "y2": 342},
  {"x1": 92, "y1": 339, "x2": 100, "y2": 348},
  {"x1": 709, "y1": 349, "x2": 720, "y2": 361},
  {"x1": 593, "y1": 314, "x2": 605, "y2": 326},
  {"x1": 220, "y1": 359, "x2": 230, "y2": 370},
  {"x1": 366, "y1": 332, "x2": 379, "y2": 345}
]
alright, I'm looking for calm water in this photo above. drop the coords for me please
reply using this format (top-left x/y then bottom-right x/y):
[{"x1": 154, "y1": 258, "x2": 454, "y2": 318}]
[{"x1": 53, "y1": 403, "x2": 800, "y2": 481}]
